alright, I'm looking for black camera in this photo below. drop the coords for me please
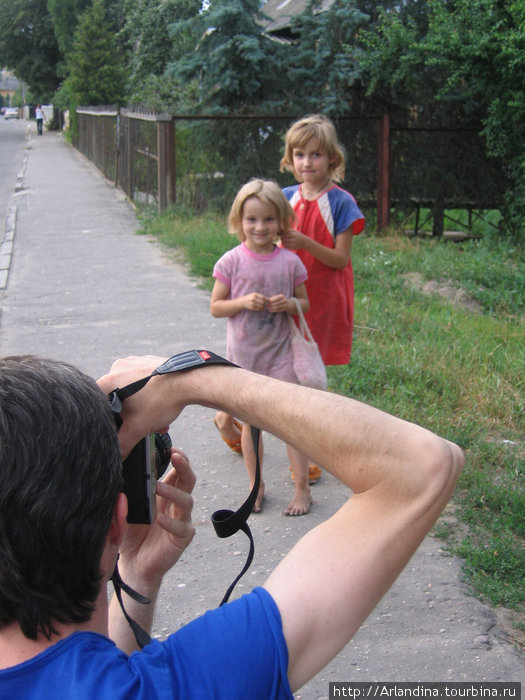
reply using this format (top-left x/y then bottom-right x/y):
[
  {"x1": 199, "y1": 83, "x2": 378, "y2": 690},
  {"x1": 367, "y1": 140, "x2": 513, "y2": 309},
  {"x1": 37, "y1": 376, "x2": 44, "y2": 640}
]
[{"x1": 122, "y1": 432, "x2": 172, "y2": 524}]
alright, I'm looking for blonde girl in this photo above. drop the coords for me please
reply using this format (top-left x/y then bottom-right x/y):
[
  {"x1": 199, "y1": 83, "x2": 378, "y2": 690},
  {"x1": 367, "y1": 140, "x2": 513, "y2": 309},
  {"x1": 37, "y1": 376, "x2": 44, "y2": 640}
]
[
  {"x1": 280, "y1": 114, "x2": 365, "y2": 365},
  {"x1": 211, "y1": 179, "x2": 313, "y2": 516}
]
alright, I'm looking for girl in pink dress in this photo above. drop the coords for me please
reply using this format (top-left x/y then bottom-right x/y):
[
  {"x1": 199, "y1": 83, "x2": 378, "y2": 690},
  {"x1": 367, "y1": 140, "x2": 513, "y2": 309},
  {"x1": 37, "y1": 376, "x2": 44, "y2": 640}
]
[{"x1": 211, "y1": 179, "x2": 312, "y2": 515}]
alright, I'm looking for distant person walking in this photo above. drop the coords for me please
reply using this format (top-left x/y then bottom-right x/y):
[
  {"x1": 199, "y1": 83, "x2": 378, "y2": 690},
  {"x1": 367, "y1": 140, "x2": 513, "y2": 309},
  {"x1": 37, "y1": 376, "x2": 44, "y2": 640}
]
[{"x1": 36, "y1": 105, "x2": 44, "y2": 135}]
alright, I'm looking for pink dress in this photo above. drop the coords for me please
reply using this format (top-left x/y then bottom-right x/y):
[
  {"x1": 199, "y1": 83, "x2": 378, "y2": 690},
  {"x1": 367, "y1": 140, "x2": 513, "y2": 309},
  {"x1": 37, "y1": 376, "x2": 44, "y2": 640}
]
[{"x1": 213, "y1": 243, "x2": 308, "y2": 382}]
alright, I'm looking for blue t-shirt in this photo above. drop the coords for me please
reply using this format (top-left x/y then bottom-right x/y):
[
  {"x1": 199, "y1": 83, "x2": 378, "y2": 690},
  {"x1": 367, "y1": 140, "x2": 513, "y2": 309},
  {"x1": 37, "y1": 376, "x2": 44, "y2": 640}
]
[{"x1": 0, "y1": 588, "x2": 293, "y2": 699}]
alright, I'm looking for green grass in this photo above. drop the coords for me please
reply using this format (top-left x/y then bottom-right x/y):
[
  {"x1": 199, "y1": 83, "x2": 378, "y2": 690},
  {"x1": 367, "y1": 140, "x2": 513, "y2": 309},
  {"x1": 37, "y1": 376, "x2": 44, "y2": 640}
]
[
  {"x1": 139, "y1": 206, "x2": 525, "y2": 638},
  {"x1": 138, "y1": 207, "x2": 238, "y2": 285}
]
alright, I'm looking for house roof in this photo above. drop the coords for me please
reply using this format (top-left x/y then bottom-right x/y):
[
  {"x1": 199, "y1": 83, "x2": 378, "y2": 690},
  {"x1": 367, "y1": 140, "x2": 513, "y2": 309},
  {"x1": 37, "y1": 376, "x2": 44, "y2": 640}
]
[{"x1": 260, "y1": 0, "x2": 335, "y2": 33}]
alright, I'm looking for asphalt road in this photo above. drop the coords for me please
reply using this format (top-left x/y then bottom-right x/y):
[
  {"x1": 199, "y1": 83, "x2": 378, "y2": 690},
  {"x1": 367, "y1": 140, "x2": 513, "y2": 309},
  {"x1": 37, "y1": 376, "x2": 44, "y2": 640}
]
[
  {"x1": 0, "y1": 124, "x2": 523, "y2": 699},
  {"x1": 0, "y1": 118, "x2": 27, "y2": 232}
]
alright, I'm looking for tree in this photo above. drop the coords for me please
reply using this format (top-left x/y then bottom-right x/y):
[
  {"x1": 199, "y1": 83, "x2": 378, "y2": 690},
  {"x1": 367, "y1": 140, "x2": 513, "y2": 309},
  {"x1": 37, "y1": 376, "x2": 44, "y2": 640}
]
[
  {"x1": 169, "y1": 0, "x2": 288, "y2": 113},
  {"x1": 48, "y1": 0, "x2": 92, "y2": 58},
  {"x1": 358, "y1": 0, "x2": 521, "y2": 237},
  {"x1": 421, "y1": 0, "x2": 525, "y2": 238},
  {"x1": 48, "y1": 0, "x2": 127, "y2": 57},
  {"x1": 286, "y1": 0, "x2": 370, "y2": 115},
  {"x1": 0, "y1": 0, "x2": 61, "y2": 101},
  {"x1": 164, "y1": 0, "x2": 293, "y2": 201},
  {"x1": 65, "y1": 0, "x2": 127, "y2": 107},
  {"x1": 120, "y1": 0, "x2": 201, "y2": 108},
  {"x1": 62, "y1": 0, "x2": 127, "y2": 142}
]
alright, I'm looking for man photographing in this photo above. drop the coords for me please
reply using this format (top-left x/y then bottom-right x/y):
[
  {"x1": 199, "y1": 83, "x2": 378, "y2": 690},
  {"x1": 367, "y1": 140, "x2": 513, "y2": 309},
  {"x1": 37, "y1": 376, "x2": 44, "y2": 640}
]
[{"x1": 0, "y1": 352, "x2": 463, "y2": 698}]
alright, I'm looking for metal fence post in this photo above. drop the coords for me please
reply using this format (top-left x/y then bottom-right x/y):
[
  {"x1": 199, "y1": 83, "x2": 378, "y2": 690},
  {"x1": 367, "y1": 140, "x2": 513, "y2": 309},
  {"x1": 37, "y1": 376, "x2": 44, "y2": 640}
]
[
  {"x1": 157, "y1": 116, "x2": 175, "y2": 211},
  {"x1": 377, "y1": 114, "x2": 391, "y2": 231}
]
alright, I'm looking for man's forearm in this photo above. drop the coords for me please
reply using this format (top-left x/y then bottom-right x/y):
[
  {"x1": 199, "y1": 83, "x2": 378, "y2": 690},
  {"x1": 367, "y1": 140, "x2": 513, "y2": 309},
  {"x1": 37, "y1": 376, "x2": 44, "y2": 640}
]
[
  {"x1": 103, "y1": 358, "x2": 448, "y2": 494},
  {"x1": 99, "y1": 356, "x2": 463, "y2": 687},
  {"x1": 181, "y1": 366, "x2": 430, "y2": 492}
]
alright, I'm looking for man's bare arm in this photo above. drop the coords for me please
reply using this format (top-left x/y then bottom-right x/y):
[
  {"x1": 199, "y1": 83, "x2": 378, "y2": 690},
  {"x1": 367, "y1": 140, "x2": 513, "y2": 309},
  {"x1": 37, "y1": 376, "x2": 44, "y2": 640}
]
[{"x1": 100, "y1": 357, "x2": 463, "y2": 684}]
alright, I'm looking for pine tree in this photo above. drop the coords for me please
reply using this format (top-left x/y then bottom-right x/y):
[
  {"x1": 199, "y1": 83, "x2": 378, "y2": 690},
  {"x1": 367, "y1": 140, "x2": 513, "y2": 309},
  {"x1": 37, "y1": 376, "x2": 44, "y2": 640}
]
[
  {"x1": 287, "y1": 0, "x2": 370, "y2": 115},
  {"x1": 66, "y1": 0, "x2": 126, "y2": 107},
  {"x1": 170, "y1": 0, "x2": 287, "y2": 113}
]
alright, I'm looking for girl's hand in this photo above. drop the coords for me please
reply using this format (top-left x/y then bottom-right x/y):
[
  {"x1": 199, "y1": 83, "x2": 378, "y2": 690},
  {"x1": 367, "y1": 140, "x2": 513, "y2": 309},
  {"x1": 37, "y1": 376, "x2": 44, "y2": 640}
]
[
  {"x1": 280, "y1": 229, "x2": 306, "y2": 251},
  {"x1": 267, "y1": 294, "x2": 289, "y2": 313},
  {"x1": 243, "y1": 292, "x2": 268, "y2": 311}
]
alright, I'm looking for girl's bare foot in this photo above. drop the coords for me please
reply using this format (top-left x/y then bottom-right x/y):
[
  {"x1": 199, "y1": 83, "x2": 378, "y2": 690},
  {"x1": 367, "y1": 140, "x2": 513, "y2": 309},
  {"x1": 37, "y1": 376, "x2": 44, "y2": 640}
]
[
  {"x1": 214, "y1": 412, "x2": 242, "y2": 454},
  {"x1": 284, "y1": 487, "x2": 312, "y2": 516},
  {"x1": 253, "y1": 481, "x2": 265, "y2": 513}
]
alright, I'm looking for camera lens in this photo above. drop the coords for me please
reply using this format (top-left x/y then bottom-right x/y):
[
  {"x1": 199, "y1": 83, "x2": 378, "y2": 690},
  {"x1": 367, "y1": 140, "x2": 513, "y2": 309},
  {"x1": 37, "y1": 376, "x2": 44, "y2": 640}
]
[{"x1": 154, "y1": 432, "x2": 172, "y2": 479}]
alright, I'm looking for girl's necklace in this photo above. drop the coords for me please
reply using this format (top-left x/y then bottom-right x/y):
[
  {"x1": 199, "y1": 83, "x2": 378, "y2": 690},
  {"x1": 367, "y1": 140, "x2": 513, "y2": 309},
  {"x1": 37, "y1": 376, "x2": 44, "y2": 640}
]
[{"x1": 300, "y1": 180, "x2": 332, "y2": 208}]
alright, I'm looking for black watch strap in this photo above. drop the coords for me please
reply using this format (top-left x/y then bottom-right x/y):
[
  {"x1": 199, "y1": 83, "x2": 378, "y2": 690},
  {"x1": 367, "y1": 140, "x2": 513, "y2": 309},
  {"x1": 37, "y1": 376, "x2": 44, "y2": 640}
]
[{"x1": 109, "y1": 349, "x2": 237, "y2": 412}]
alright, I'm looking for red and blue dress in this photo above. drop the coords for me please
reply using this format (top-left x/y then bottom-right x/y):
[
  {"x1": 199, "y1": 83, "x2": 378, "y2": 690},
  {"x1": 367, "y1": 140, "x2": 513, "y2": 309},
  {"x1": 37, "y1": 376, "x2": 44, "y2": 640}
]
[{"x1": 283, "y1": 184, "x2": 365, "y2": 365}]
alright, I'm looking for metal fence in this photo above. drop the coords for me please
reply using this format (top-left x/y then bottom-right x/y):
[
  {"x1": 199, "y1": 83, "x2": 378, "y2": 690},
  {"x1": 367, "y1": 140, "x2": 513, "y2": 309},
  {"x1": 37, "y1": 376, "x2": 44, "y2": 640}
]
[
  {"x1": 76, "y1": 107, "x2": 118, "y2": 183},
  {"x1": 75, "y1": 108, "x2": 507, "y2": 233},
  {"x1": 162, "y1": 115, "x2": 380, "y2": 215},
  {"x1": 76, "y1": 107, "x2": 175, "y2": 211}
]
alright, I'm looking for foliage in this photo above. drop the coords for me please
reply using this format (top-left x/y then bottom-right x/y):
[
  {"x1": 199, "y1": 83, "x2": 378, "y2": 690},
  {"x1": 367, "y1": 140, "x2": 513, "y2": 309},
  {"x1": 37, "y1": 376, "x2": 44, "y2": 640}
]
[
  {"x1": 0, "y1": 0, "x2": 62, "y2": 101},
  {"x1": 423, "y1": 0, "x2": 525, "y2": 240},
  {"x1": 421, "y1": 0, "x2": 525, "y2": 160},
  {"x1": 286, "y1": 0, "x2": 370, "y2": 115},
  {"x1": 1, "y1": 0, "x2": 523, "y2": 237},
  {"x1": 48, "y1": 0, "x2": 92, "y2": 58},
  {"x1": 164, "y1": 0, "x2": 294, "y2": 204},
  {"x1": 168, "y1": 0, "x2": 288, "y2": 113},
  {"x1": 61, "y1": 0, "x2": 127, "y2": 141},
  {"x1": 359, "y1": 0, "x2": 525, "y2": 239},
  {"x1": 120, "y1": 0, "x2": 201, "y2": 107},
  {"x1": 11, "y1": 88, "x2": 25, "y2": 109},
  {"x1": 139, "y1": 208, "x2": 525, "y2": 619},
  {"x1": 65, "y1": 0, "x2": 127, "y2": 108}
]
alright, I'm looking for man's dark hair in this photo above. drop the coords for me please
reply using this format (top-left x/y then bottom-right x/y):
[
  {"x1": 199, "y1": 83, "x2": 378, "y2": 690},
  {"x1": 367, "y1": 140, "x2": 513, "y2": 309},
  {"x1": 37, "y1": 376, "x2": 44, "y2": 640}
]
[{"x1": 0, "y1": 356, "x2": 122, "y2": 640}]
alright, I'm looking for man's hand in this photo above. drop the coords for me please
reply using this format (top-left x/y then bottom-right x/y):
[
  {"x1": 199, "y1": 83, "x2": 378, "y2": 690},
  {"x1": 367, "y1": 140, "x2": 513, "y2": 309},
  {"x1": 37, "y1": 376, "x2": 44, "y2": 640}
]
[
  {"x1": 97, "y1": 355, "x2": 184, "y2": 458},
  {"x1": 119, "y1": 447, "x2": 196, "y2": 587},
  {"x1": 108, "y1": 447, "x2": 196, "y2": 654},
  {"x1": 98, "y1": 355, "x2": 167, "y2": 393}
]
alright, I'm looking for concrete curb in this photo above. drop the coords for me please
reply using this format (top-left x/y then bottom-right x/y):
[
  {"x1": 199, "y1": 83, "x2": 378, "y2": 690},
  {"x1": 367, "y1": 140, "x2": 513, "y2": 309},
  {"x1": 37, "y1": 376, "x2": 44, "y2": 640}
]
[{"x1": 0, "y1": 124, "x2": 32, "y2": 290}]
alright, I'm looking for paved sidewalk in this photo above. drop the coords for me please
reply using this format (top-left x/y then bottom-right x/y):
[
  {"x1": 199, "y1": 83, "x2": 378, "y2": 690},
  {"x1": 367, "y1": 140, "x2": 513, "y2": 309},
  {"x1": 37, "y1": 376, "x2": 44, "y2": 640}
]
[{"x1": 1, "y1": 126, "x2": 523, "y2": 698}]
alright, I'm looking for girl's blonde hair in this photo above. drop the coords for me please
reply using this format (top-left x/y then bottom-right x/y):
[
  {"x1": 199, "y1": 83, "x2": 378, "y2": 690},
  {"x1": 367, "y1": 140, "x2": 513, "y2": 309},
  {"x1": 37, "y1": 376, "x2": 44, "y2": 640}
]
[
  {"x1": 280, "y1": 114, "x2": 346, "y2": 183},
  {"x1": 228, "y1": 179, "x2": 296, "y2": 242}
]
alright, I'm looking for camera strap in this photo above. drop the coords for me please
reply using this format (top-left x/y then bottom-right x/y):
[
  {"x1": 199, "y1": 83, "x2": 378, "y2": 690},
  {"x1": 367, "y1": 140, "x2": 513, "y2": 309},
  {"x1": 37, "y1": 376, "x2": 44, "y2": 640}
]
[{"x1": 110, "y1": 349, "x2": 261, "y2": 648}]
